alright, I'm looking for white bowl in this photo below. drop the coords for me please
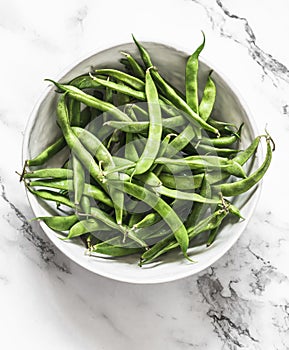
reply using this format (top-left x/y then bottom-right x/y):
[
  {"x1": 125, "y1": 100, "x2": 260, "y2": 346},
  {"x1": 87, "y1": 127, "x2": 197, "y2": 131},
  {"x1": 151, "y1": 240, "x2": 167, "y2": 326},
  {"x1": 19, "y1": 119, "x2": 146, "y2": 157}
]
[{"x1": 23, "y1": 42, "x2": 261, "y2": 284}]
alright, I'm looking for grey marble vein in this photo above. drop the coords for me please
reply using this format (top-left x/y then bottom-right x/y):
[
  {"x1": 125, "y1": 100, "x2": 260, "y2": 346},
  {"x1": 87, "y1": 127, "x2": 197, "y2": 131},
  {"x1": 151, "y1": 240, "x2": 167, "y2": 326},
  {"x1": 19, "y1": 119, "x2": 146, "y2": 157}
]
[
  {"x1": 192, "y1": 0, "x2": 289, "y2": 85},
  {"x1": 197, "y1": 269, "x2": 258, "y2": 349},
  {"x1": 282, "y1": 104, "x2": 289, "y2": 117},
  {"x1": 101, "y1": 312, "x2": 130, "y2": 339},
  {"x1": 0, "y1": 274, "x2": 9, "y2": 285},
  {"x1": 69, "y1": 5, "x2": 88, "y2": 32},
  {"x1": 246, "y1": 244, "x2": 288, "y2": 296},
  {"x1": 175, "y1": 339, "x2": 203, "y2": 348},
  {"x1": 271, "y1": 303, "x2": 289, "y2": 350},
  {"x1": 272, "y1": 303, "x2": 289, "y2": 333},
  {"x1": 0, "y1": 177, "x2": 70, "y2": 274}
]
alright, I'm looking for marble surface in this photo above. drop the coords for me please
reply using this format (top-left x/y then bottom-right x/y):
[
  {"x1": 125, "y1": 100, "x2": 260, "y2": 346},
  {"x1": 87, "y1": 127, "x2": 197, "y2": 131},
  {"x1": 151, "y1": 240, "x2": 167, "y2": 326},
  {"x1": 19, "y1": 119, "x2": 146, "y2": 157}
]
[{"x1": 1, "y1": 0, "x2": 289, "y2": 349}]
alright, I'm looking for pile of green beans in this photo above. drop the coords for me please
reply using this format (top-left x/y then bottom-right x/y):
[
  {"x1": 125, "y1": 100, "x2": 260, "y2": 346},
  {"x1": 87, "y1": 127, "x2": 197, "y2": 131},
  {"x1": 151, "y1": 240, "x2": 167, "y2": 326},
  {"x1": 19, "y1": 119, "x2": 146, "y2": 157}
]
[{"x1": 21, "y1": 35, "x2": 274, "y2": 266}]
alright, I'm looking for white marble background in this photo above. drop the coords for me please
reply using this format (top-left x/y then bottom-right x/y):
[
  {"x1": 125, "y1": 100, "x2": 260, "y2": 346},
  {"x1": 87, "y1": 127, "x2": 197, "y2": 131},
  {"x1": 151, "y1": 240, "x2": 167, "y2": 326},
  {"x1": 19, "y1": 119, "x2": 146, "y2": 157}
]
[{"x1": 1, "y1": 0, "x2": 289, "y2": 349}]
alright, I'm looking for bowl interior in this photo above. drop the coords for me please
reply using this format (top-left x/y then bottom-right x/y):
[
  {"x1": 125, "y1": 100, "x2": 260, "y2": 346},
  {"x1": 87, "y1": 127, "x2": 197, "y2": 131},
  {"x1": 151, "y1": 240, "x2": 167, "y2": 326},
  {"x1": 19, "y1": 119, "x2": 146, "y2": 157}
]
[{"x1": 23, "y1": 42, "x2": 261, "y2": 284}]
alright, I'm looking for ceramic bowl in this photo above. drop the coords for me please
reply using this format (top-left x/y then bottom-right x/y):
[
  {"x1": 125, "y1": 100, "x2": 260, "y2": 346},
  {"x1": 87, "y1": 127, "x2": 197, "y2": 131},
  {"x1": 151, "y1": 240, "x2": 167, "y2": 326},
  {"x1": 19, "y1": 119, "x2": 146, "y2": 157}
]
[{"x1": 22, "y1": 42, "x2": 261, "y2": 284}]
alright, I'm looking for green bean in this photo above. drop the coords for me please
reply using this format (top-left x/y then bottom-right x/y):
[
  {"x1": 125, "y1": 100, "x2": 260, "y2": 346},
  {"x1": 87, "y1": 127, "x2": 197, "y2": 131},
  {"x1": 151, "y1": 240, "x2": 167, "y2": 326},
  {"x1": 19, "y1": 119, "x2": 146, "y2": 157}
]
[
  {"x1": 34, "y1": 214, "x2": 78, "y2": 231},
  {"x1": 80, "y1": 195, "x2": 91, "y2": 215},
  {"x1": 132, "y1": 36, "x2": 219, "y2": 136},
  {"x1": 47, "y1": 80, "x2": 132, "y2": 122},
  {"x1": 104, "y1": 120, "x2": 149, "y2": 134},
  {"x1": 111, "y1": 156, "x2": 135, "y2": 168},
  {"x1": 106, "y1": 129, "x2": 121, "y2": 150},
  {"x1": 89, "y1": 207, "x2": 147, "y2": 248},
  {"x1": 133, "y1": 68, "x2": 162, "y2": 175},
  {"x1": 136, "y1": 170, "x2": 217, "y2": 204},
  {"x1": 27, "y1": 187, "x2": 75, "y2": 208},
  {"x1": 104, "y1": 77, "x2": 113, "y2": 104},
  {"x1": 159, "y1": 98, "x2": 180, "y2": 117},
  {"x1": 160, "y1": 82, "x2": 186, "y2": 102},
  {"x1": 100, "y1": 78, "x2": 114, "y2": 146},
  {"x1": 178, "y1": 136, "x2": 263, "y2": 187},
  {"x1": 69, "y1": 75, "x2": 102, "y2": 89},
  {"x1": 201, "y1": 123, "x2": 243, "y2": 147},
  {"x1": 196, "y1": 143, "x2": 240, "y2": 157},
  {"x1": 86, "y1": 114, "x2": 113, "y2": 142},
  {"x1": 71, "y1": 126, "x2": 132, "y2": 225},
  {"x1": 68, "y1": 97, "x2": 81, "y2": 126},
  {"x1": 131, "y1": 135, "x2": 146, "y2": 156},
  {"x1": 228, "y1": 203, "x2": 244, "y2": 219},
  {"x1": 89, "y1": 74, "x2": 145, "y2": 100},
  {"x1": 122, "y1": 52, "x2": 185, "y2": 98},
  {"x1": 121, "y1": 52, "x2": 145, "y2": 79},
  {"x1": 159, "y1": 173, "x2": 204, "y2": 190},
  {"x1": 72, "y1": 127, "x2": 114, "y2": 169},
  {"x1": 72, "y1": 154, "x2": 85, "y2": 206},
  {"x1": 153, "y1": 133, "x2": 177, "y2": 176},
  {"x1": 153, "y1": 184, "x2": 218, "y2": 204},
  {"x1": 27, "y1": 137, "x2": 66, "y2": 167},
  {"x1": 79, "y1": 107, "x2": 92, "y2": 128},
  {"x1": 84, "y1": 185, "x2": 113, "y2": 206},
  {"x1": 185, "y1": 176, "x2": 211, "y2": 228},
  {"x1": 141, "y1": 206, "x2": 229, "y2": 264},
  {"x1": 94, "y1": 68, "x2": 145, "y2": 90},
  {"x1": 216, "y1": 137, "x2": 273, "y2": 197},
  {"x1": 158, "y1": 133, "x2": 177, "y2": 158},
  {"x1": 109, "y1": 180, "x2": 189, "y2": 255},
  {"x1": 24, "y1": 168, "x2": 73, "y2": 179},
  {"x1": 88, "y1": 207, "x2": 118, "y2": 229},
  {"x1": 124, "y1": 104, "x2": 138, "y2": 121},
  {"x1": 206, "y1": 225, "x2": 220, "y2": 247},
  {"x1": 155, "y1": 156, "x2": 247, "y2": 178},
  {"x1": 103, "y1": 163, "x2": 135, "y2": 176},
  {"x1": 115, "y1": 81, "x2": 132, "y2": 106},
  {"x1": 125, "y1": 133, "x2": 139, "y2": 162},
  {"x1": 55, "y1": 94, "x2": 104, "y2": 184},
  {"x1": 89, "y1": 236, "x2": 143, "y2": 257},
  {"x1": 164, "y1": 124, "x2": 195, "y2": 157},
  {"x1": 28, "y1": 179, "x2": 113, "y2": 207},
  {"x1": 27, "y1": 105, "x2": 94, "y2": 168},
  {"x1": 199, "y1": 71, "x2": 216, "y2": 121},
  {"x1": 208, "y1": 118, "x2": 238, "y2": 134},
  {"x1": 119, "y1": 57, "x2": 132, "y2": 71},
  {"x1": 138, "y1": 231, "x2": 172, "y2": 263},
  {"x1": 233, "y1": 135, "x2": 263, "y2": 166},
  {"x1": 139, "y1": 224, "x2": 176, "y2": 244},
  {"x1": 67, "y1": 219, "x2": 111, "y2": 239},
  {"x1": 133, "y1": 211, "x2": 162, "y2": 229},
  {"x1": 134, "y1": 171, "x2": 162, "y2": 188},
  {"x1": 186, "y1": 33, "x2": 205, "y2": 113},
  {"x1": 128, "y1": 212, "x2": 145, "y2": 228},
  {"x1": 129, "y1": 103, "x2": 149, "y2": 120},
  {"x1": 156, "y1": 65, "x2": 219, "y2": 135},
  {"x1": 104, "y1": 115, "x2": 185, "y2": 134}
]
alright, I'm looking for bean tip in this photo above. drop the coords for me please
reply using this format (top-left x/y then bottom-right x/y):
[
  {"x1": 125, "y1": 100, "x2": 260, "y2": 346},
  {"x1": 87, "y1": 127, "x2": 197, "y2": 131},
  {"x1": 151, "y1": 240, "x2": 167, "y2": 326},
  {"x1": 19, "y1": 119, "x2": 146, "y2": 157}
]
[
  {"x1": 19, "y1": 160, "x2": 28, "y2": 182},
  {"x1": 265, "y1": 130, "x2": 275, "y2": 151},
  {"x1": 44, "y1": 78, "x2": 56, "y2": 84},
  {"x1": 146, "y1": 66, "x2": 157, "y2": 74},
  {"x1": 88, "y1": 72, "x2": 97, "y2": 81},
  {"x1": 120, "y1": 51, "x2": 129, "y2": 57},
  {"x1": 184, "y1": 252, "x2": 195, "y2": 263}
]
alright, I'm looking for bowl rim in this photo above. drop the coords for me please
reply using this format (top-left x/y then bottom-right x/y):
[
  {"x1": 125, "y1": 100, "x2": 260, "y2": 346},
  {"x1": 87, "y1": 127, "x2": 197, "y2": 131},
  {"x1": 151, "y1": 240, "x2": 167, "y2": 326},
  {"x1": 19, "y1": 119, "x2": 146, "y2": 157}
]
[{"x1": 22, "y1": 40, "x2": 262, "y2": 284}]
